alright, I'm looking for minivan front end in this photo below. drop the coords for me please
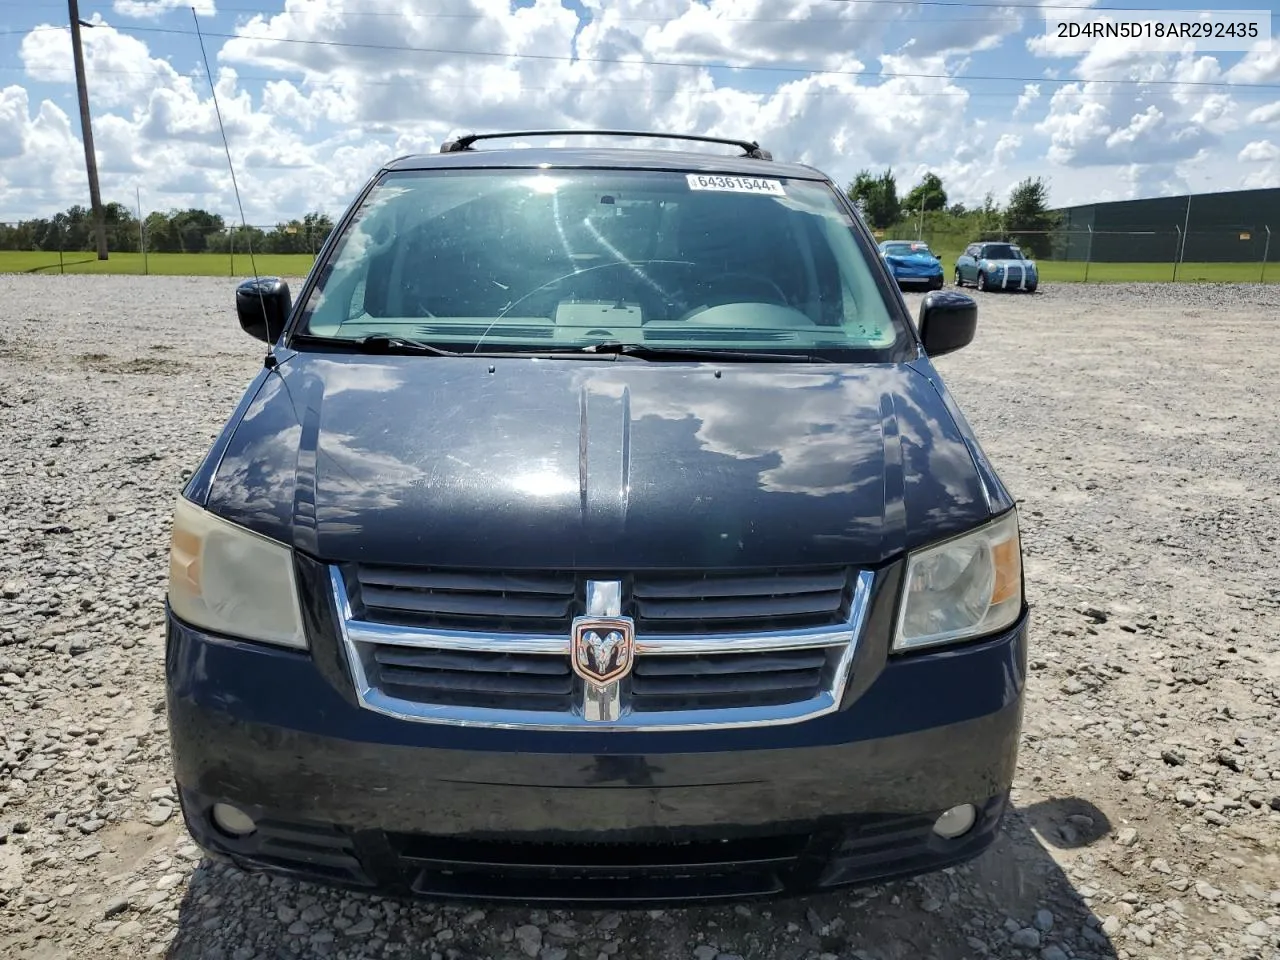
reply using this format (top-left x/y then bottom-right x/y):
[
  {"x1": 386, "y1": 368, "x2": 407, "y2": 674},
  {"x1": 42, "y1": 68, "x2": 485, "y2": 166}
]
[
  {"x1": 165, "y1": 517, "x2": 1026, "y2": 904},
  {"x1": 164, "y1": 140, "x2": 1027, "y2": 907}
]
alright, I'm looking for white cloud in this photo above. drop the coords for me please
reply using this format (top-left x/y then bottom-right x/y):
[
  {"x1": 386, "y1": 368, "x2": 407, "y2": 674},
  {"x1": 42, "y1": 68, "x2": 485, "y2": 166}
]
[
  {"x1": 20, "y1": 15, "x2": 186, "y2": 109},
  {"x1": 1225, "y1": 41, "x2": 1280, "y2": 84},
  {"x1": 0, "y1": 88, "x2": 88, "y2": 214},
  {"x1": 113, "y1": 0, "x2": 215, "y2": 19},
  {"x1": 1240, "y1": 140, "x2": 1280, "y2": 163},
  {"x1": 628, "y1": 0, "x2": 894, "y2": 69},
  {"x1": 0, "y1": 86, "x2": 31, "y2": 161},
  {"x1": 1247, "y1": 101, "x2": 1280, "y2": 125},
  {"x1": 993, "y1": 133, "x2": 1022, "y2": 166},
  {"x1": 1013, "y1": 83, "x2": 1040, "y2": 116}
]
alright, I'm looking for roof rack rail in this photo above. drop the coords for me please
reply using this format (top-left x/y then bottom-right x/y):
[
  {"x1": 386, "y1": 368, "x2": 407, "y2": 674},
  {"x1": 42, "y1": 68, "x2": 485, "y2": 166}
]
[{"x1": 439, "y1": 130, "x2": 772, "y2": 161}]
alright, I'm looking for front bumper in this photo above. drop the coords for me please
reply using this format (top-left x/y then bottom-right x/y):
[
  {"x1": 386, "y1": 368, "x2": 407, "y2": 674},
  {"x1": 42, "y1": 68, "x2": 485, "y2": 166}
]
[
  {"x1": 889, "y1": 265, "x2": 944, "y2": 286},
  {"x1": 165, "y1": 604, "x2": 1028, "y2": 907},
  {"x1": 985, "y1": 268, "x2": 1038, "y2": 291}
]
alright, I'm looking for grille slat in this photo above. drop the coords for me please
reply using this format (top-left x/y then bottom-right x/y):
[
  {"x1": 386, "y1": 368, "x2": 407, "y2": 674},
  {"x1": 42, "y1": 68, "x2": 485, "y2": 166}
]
[
  {"x1": 631, "y1": 672, "x2": 821, "y2": 697},
  {"x1": 362, "y1": 586, "x2": 573, "y2": 620},
  {"x1": 374, "y1": 648, "x2": 571, "y2": 676},
  {"x1": 379, "y1": 665, "x2": 574, "y2": 697},
  {"x1": 359, "y1": 568, "x2": 575, "y2": 594},
  {"x1": 632, "y1": 571, "x2": 847, "y2": 600},
  {"x1": 632, "y1": 651, "x2": 827, "y2": 677},
  {"x1": 634, "y1": 590, "x2": 846, "y2": 622}
]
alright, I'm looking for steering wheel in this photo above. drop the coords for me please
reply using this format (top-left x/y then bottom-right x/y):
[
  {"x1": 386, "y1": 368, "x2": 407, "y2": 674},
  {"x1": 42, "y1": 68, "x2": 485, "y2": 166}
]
[
  {"x1": 494, "y1": 259, "x2": 698, "y2": 320},
  {"x1": 693, "y1": 271, "x2": 790, "y2": 307}
]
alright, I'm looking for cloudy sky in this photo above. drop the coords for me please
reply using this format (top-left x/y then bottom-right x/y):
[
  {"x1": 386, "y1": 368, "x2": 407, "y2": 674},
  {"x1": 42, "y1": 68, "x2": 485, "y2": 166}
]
[{"x1": 1, "y1": 0, "x2": 1279, "y2": 223}]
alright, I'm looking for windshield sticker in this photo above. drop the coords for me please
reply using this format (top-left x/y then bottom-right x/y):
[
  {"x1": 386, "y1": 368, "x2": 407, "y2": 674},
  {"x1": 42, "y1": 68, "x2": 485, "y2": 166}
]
[{"x1": 686, "y1": 174, "x2": 786, "y2": 196}]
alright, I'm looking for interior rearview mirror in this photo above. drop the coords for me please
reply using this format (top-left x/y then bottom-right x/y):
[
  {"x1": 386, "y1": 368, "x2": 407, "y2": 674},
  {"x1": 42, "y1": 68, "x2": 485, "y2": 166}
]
[
  {"x1": 917, "y1": 290, "x2": 977, "y2": 357},
  {"x1": 236, "y1": 277, "x2": 292, "y2": 343}
]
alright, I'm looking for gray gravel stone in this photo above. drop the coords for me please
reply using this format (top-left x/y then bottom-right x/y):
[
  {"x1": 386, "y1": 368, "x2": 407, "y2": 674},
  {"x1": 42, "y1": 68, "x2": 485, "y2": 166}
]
[
  {"x1": 515, "y1": 924, "x2": 542, "y2": 957},
  {"x1": 2, "y1": 277, "x2": 1279, "y2": 960},
  {"x1": 1194, "y1": 881, "x2": 1223, "y2": 901},
  {"x1": 1010, "y1": 928, "x2": 1041, "y2": 948}
]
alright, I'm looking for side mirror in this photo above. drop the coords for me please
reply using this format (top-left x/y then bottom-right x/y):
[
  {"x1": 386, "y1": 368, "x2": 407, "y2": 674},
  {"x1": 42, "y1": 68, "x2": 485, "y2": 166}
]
[
  {"x1": 917, "y1": 290, "x2": 977, "y2": 357},
  {"x1": 236, "y1": 277, "x2": 292, "y2": 343}
]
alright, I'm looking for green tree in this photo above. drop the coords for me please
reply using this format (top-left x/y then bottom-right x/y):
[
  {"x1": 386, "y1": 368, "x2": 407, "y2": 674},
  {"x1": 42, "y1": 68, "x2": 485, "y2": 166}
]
[
  {"x1": 263, "y1": 212, "x2": 335, "y2": 254},
  {"x1": 845, "y1": 168, "x2": 900, "y2": 230},
  {"x1": 978, "y1": 192, "x2": 1003, "y2": 238},
  {"x1": 143, "y1": 211, "x2": 177, "y2": 252},
  {"x1": 904, "y1": 173, "x2": 947, "y2": 214},
  {"x1": 170, "y1": 209, "x2": 226, "y2": 253},
  {"x1": 1003, "y1": 176, "x2": 1058, "y2": 257},
  {"x1": 207, "y1": 223, "x2": 268, "y2": 256},
  {"x1": 100, "y1": 201, "x2": 140, "y2": 253}
]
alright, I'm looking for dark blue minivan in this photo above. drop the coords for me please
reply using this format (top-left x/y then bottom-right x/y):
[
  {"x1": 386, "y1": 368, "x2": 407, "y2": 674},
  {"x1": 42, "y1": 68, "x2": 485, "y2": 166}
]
[{"x1": 165, "y1": 131, "x2": 1027, "y2": 907}]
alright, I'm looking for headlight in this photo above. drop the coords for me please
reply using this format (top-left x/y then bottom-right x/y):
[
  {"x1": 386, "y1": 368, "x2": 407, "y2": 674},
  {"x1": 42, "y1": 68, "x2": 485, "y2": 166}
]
[
  {"x1": 167, "y1": 496, "x2": 307, "y2": 649},
  {"x1": 893, "y1": 509, "x2": 1023, "y2": 652}
]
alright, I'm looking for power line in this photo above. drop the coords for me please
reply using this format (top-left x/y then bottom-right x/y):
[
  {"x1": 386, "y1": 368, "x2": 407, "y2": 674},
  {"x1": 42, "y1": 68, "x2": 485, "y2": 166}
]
[
  {"x1": 62, "y1": 22, "x2": 1280, "y2": 91},
  {"x1": 9, "y1": 64, "x2": 1280, "y2": 100},
  {"x1": 6, "y1": 18, "x2": 1272, "y2": 93},
  {"x1": 0, "y1": 0, "x2": 1227, "y2": 14},
  {"x1": 0, "y1": 4, "x2": 1201, "y2": 23}
]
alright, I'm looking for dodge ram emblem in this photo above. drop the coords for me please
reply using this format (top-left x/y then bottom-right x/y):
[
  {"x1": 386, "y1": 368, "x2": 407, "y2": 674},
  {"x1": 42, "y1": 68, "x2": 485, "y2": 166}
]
[{"x1": 571, "y1": 616, "x2": 635, "y2": 686}]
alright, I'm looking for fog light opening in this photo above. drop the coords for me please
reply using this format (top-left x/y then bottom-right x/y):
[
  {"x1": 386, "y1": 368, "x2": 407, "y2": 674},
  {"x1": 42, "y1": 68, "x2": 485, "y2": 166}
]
[
  {"x1": 933, "y1": 803, "x2": 977, "y2": 839},
  {"x1": 211, "y1": 802, "x2": 257, "y2": 838}
]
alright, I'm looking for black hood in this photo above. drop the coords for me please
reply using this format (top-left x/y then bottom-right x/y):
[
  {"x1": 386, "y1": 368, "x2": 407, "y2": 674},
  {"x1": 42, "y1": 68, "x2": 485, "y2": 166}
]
[{"x1": 198, "y1": 353, "x2": 995, "y2": 569}]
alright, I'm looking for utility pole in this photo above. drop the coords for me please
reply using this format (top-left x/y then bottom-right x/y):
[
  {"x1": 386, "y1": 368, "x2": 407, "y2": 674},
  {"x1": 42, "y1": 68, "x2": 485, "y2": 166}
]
[
  {"x1": 68, "y1": 0, "x2": 108, "y2": 260},
  {"x1": 137, "y1": 186, "x2": 147, "y2": 274},
  {"x1": 1179, "y1": 193, "x2": 1192, "y2": 265}
]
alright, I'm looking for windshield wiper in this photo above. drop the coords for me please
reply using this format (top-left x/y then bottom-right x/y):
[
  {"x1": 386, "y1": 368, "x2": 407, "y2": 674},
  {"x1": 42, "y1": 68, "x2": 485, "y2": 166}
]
[
  {"x1": 289, "y1": 334, "x2": 828, "y2": 363},
  {"x1": 291, "y1": 333, "x2": 460, "y2": 357},
  {"x1": 567, "y1": 341, "x2": 828, "y2": 363}
]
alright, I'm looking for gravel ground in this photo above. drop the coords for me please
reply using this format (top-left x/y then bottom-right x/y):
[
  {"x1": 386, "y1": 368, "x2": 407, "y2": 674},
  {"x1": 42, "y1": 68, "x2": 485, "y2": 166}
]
[{"x1": 1, "y1": 275, "x2": 1278, "y2": 960}]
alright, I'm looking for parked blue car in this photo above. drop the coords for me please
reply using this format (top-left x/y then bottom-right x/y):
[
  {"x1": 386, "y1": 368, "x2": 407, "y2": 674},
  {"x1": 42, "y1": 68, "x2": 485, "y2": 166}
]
[
  {"x1": 878, "y1": 240, "x2": 944, "y2": 290},
  {"x1": 954, "y1": 241, "x2": 1038, "y2": 293}
]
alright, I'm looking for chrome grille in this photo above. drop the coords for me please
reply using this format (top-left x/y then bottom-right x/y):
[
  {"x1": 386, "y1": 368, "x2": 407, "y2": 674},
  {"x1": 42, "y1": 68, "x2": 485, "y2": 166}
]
[{"x1": 333, "y1": 565, "x2": 873, "y2": 731}]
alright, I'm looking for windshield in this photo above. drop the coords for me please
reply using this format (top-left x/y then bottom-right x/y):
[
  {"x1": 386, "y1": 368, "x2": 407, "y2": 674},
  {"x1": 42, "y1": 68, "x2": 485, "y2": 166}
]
[
  {"x1": 882, "y1": 242, "x2": 929, "y2": 256},
  {"x1": 294, "y1": 168, "x2": 910, "y2": 361},
  {"x1": 981, "y1": 244, "x2": 1024, "y2": 260}
]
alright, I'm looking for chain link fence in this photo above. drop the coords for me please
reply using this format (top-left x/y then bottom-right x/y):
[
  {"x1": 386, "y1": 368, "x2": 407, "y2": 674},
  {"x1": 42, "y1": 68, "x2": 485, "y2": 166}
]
[
  {"x1": 6, "y1": 219, "x2": 1278, "y2": 283},
  {"x1": 876, "y1": 224, "x2": 1278, "y2": 282},
  {"x1": 0, "y1": 220, "x2": 328, "y2": 276}
]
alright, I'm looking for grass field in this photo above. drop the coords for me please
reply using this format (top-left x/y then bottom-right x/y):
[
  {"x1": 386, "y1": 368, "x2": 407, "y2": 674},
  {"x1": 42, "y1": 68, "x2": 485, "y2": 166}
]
[
  {"x1": 0, "y1": 251, "x2": 316, "y2": 278},
  {"x1": 1, "y1": 249, "x2": 1276, "y2": 283}
]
